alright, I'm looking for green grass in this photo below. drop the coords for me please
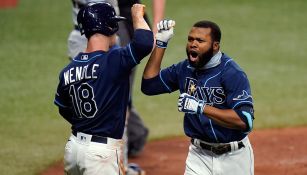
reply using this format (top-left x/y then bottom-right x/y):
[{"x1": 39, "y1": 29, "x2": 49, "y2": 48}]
[
  {"x1": 0, "y1": 0, "x2": 72, "y2": 174},
  {"x1": 0, "y1": 0, "x2": 306, "y2": 174}
]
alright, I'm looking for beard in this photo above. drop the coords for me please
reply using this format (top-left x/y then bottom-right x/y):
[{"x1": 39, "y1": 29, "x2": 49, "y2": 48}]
[{"x1": 186, "y1": 44, "x2": 214, "y2": 69}]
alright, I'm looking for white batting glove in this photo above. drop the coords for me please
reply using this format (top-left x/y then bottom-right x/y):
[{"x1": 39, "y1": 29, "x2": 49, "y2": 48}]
[
  {"x1": 178, "y1": 93, "x2": 205, "y2": 115},
  {"x1": 156, "y1": 19, "x2": 176, "y2": 48}
]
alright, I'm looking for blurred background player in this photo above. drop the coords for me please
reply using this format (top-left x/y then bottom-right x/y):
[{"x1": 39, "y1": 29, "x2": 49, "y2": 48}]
[
  {"x1": 116, "y1": 0, "x2": 165, "y2": 158},
  {"x1": 55, "y1": 2, "x2": 153, "y2": 174}
]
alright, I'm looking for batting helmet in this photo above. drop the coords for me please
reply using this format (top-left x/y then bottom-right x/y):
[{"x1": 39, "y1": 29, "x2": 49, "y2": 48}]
[{"x1": 77, "y1": 2, "x2": 126, "y2": 38}]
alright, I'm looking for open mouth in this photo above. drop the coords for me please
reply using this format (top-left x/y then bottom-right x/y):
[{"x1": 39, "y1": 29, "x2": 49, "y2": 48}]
[{"x1": 189, "y1": 51, "x2": 198, "y2": 62}]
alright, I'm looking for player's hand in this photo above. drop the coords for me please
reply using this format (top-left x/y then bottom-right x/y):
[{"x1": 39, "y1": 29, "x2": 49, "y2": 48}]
[
  {"x1": 178, "y1": 93, "x2": 205, "y2": 115},
  {"x1": 131, "y1": 4, "x2": 145, "y2": 18},
  {"x1": 156, "y1": 19, "x2": 175, "y2": 48}
]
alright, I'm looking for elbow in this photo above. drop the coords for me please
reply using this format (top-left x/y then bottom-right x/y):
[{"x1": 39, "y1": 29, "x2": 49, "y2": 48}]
[
  {"x1": 241, "y1": 112, "x2": 254, "y2": 133},
  {"x1": 239, "y1": 121, "x2": 249, "y2": 131},
  {"x1": 141, "y1": 76, "x2": 165, "y2": 95},
  {"x1": 234, "y1": 107, "x2": 254, "y2": 133},
  {"x1": 141, "y1": 84, "x2": 155, "y2": 96},
  {"x1": 141, "y1": 77, "x2": 158, "y2": 96}
]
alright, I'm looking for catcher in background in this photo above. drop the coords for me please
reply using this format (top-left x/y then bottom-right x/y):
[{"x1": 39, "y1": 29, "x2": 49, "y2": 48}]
[{"x1": 141, "y1": 19, "x2": 255, "y2": 175}]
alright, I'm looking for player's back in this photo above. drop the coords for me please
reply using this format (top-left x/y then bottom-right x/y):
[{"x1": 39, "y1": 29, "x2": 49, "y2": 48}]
[
  {"x1": 57, "y1": 47, "x2": 131, "y2": 139},
  {"x1": 57, "y1": 28, "x2": 154, "y2": 139}
]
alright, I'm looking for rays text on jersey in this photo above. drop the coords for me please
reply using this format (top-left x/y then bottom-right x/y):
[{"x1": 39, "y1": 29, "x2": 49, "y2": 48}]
[
  {"x1": 185, "y1": 77, "x2": 226, "y2": 104},
  {"x1": 64, "y1": 64, "x2": 99, "y2": 85}
]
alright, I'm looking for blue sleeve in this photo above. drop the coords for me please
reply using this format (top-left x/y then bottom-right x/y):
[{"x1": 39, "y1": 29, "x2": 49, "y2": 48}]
[
  {"x1": 54, "y1": 75, "x2": 74, "y2": 123},
  {"x1": 54, "y1": 76, "x2": 70, "y2": 108},
  {"x1": 221, "y1": 61, "x2": 253, "y2": 109},
  {"x1": 141, "y1": 75, "x2": 171, "y2": 95},
  {"x1": 159, "y1": 64, "x2": 180, "y2": 91},
  {"x1": 141, "y1": 63, "x2": 181, "y2": 95},
  {"x1": 129, "y1": 29, "x2": 154, "y2": 63},
  {"x1": 234, "y1": 105, "x2": 255, "y2": 133},
  {"x1": 110, "y1": 29, "x2": 153, "y2": 73}
]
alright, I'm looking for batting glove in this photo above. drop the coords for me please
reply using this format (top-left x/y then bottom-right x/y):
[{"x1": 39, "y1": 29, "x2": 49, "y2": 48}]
[
  {"x1": 178, "y1": 93, "x2": 205, "y2": 115},
  {"x1": 156, "y1": 19, "x2": 176, "y2": 48}
]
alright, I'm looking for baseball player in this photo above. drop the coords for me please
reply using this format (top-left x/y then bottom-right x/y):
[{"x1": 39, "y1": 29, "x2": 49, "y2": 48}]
[
  {"x1": 142, "y1": 19, "x2": 255, "y2": 175},
  {"x1": 68, "y1": 0, "x2": 164, "y2": 163},
  {"x1": 54, "y1": 2, "x2": 153, "y2": 175},
  {"x1": 67, "y1": 1, "x2": 151, "y2": 174}
]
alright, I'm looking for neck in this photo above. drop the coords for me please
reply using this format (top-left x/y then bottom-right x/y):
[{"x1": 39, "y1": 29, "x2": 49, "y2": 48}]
[{"x1": 85, "y1": 33, "x2": 111, "y2": 53}]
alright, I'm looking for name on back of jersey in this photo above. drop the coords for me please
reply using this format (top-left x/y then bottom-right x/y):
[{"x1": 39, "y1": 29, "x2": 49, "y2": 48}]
[{"x1": 63, "y1": 64, "x2": 99, "y2": 85}]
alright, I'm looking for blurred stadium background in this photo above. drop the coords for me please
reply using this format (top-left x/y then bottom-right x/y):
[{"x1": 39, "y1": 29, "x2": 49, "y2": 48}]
[{"x1": 0, "y1": 0, "x2": 306, "y2": 174}]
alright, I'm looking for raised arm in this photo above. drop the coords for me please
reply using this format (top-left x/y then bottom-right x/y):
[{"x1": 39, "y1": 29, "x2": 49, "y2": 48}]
[
  {"x1": 152, "y1": 0, "x2": 166, "y2": 34},
  {"x1": 131, "y1": 4, "x2": 151, "y2": 31},
  {"x1": 125, "y1": 3, "x2": 154, "y2": 63},
  {"x1": 143, "y1": 19, "x2": 175, "y2": 79}
]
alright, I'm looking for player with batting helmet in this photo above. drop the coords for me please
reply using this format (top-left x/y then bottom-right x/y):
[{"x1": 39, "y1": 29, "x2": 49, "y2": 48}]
[
  {"x1": 54, "y1": 2, "x2": 153, "y2": 175},
  {"x1": 142, "y1": 19, "x2": 255, "y2": 175}
]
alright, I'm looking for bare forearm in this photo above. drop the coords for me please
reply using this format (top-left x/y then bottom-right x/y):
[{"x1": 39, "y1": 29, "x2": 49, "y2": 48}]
[
  {"x1": 143, "y1": 46, "x2": 165, "y2": 79},
  {"x1": 152, "y1": 0, "x2": 165, "y2": 34},
  {"x1": 203, "y1": 106, "x2": 247, "y2": 130},
  {"x1": 132, "y1": 4, "x2": 151, "y2": 31}
]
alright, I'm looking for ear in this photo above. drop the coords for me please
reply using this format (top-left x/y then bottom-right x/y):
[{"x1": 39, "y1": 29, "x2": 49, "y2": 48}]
[{"x1": 213, "y1": 41, "x2": 220, "y2": 51}]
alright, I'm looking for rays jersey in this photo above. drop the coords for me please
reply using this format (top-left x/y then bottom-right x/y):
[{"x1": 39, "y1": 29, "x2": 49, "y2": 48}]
[
  {"x1": 55, "y1": 29, "x2": 153, "y2": 139},
  {"x1": 142, "y1": 51, "x2": 254, "y2": 143}
]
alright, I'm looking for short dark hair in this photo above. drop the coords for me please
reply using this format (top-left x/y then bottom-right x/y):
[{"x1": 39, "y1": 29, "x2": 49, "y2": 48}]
[{"x1": 193, "y1": 20, "x2": 221, "y2": 42}]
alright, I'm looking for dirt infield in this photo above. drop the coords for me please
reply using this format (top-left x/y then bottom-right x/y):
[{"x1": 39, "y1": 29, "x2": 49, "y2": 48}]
[{"x1": 42, "y1": 127, "x2": 307, "y2": 175}]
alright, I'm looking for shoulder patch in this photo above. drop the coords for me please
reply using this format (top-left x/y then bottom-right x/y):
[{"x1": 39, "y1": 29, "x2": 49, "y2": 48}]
[{"x1": 233, "y1": 90, "x2": 252, "y2": 101}]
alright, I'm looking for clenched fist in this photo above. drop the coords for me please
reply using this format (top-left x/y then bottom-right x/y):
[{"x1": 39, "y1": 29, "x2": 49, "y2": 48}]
[
  {"x1": 131, "y1": 4, "x2": 146, "y2": 19},
  {"x1": 156, "y1": 19, "x2": 176, "y2": 48},
  {"x1": 178, "y1": 93, "x2": 205, "y2": 115}
]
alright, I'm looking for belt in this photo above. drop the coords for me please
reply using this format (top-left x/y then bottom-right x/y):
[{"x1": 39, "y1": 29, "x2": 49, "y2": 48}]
[
  {"x1": 72, "y1": 130, "x2": 108, "y2": 144},
  {"x1": 191, "y1": 138, "x2": 245, "y2": 155}
]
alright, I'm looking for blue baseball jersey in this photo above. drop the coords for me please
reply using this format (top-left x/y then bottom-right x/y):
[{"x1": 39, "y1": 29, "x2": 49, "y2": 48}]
[
  {"x1": 142, "y1": 53, "x2": 253, "y2": 143},
  {"x1": 54, "y1": 29, "x2": 153, "y2": 139}
]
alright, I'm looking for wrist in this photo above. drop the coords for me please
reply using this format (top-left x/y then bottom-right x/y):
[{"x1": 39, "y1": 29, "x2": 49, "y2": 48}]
[
  {"x1": 197, "y1": 101, "x2": 205, "y2": 115},
  {"x1": 156, "y1": 40, "x2": 168, "y2": 48},
  {"x1": 133, "y1": 18, "x2": 150, "y2": 30}
]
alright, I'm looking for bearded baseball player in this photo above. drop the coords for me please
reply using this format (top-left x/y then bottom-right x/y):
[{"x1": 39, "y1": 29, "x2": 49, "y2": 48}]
[
  {"x1": 54, "y1": 2, "x2": 153, "y2": 175},
  {"x1": 142, "y1": 19, "x2": 255, "y2": 175}
]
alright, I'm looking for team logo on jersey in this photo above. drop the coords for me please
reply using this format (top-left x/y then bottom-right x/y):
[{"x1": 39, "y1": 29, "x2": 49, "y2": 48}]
[
  {"x1": 189, "y1": 84, "x2": 197, "y2": 93},
  {"x1": 233, "y1": 90, "x2": 252, "y2": 101},
  {"x1": 185, "y1": 77, "x2": 226, "y2": 105}
]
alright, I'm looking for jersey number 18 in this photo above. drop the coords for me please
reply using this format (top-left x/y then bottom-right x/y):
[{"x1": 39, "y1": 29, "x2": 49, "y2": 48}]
[{"x1": 69, "y1": 83, "x2": 98, "y2": 118}]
